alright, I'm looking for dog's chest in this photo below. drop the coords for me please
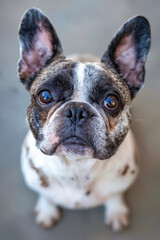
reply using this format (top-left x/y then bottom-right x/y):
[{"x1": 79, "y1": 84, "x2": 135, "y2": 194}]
[
  {"x1": 24, "y1": 149, "x2": 106, "y2": 208},
  {"x1": 22, "y1": 131, "x2": 138, "y2": 209}
]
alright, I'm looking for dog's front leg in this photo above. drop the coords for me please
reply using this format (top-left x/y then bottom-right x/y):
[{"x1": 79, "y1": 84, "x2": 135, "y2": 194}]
[
  {"x1": 35, "y1": 195, "x2": 61, "y2": 228},
  {"x1": 104, "y1": 193, "x2": 130, "y2": 232}
]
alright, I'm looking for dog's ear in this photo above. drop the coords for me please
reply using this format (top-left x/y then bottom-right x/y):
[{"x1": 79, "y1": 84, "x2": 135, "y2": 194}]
[
  {"x1": 101, "y1": 16, "x2": 151, "y2": 98},
  {"x1": 18, "y1": 8, "x2": 63, "y2": 90}
]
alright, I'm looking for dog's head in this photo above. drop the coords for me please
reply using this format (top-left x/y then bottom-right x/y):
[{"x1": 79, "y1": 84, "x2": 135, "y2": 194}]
[{"x1": 18, "y1": 8, "x2": 151, "y2": 160}]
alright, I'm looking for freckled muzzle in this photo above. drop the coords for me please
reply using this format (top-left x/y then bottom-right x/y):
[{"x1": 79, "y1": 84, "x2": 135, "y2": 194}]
[
  {"x1": 38, "y1": 101, "x2": 124, "y2": 160},
  {"x1": 47, "y1": 102, "x2": 96, "y2": 157}
]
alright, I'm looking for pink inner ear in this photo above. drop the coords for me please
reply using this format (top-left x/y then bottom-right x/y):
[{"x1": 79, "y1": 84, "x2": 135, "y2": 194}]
[
  {"x1": 114, "y1": 34, "x2": 143, "y2": 87},
  {"x1": 114, "y1": 34, "x2": 136, "y2": 78},
  {"x1": 35, "y1": 23, "x2": 53, "y2": 58},
  {"x1": 20, "y1": 24, "x2": 53, "y2": 79}
]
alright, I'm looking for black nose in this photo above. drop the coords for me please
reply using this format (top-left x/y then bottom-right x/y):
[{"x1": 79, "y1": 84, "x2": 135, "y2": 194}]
[{"x1": 64, "y1": 106, "x2": 91, "y2": 125}]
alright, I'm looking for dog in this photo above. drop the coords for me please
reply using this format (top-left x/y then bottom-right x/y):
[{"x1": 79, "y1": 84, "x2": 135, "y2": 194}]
[{"x1": 18, "y1": 8, "x2": 151, "y2": 232}]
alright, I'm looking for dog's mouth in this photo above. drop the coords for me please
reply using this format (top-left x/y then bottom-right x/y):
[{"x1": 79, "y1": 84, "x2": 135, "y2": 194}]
[
  {"x1": 54, "y1": 135, "x2": 92, "y2": 157},
  {"x1": 61, "y1": 136, "x2": 88, "y2": 146},
  {"x1": 39, "y1": 134, "x2": 93, "y2": 157}
]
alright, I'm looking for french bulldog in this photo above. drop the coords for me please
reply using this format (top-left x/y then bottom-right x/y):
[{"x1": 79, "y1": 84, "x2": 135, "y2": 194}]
[{"x1": 18, "y1": 8, "x2": 151, "y2": 232}]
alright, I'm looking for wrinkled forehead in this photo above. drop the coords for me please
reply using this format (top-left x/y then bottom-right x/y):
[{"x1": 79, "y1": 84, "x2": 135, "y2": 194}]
[{"x1": 31, "y1": 59, "x2": 130, "y2": 102}]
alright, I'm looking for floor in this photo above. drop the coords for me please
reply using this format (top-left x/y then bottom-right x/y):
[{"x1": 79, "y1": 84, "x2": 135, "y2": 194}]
[{"x1": 0, "y1": 0, "x2": 160, "y2": 239}]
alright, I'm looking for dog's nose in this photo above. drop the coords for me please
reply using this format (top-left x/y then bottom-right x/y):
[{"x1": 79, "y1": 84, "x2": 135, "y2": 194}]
[{"x1": 64, "y1": 106, "x2": 91, "y2": 125}]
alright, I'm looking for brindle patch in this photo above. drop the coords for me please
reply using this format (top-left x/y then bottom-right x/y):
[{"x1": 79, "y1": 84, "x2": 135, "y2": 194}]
[
  {"x1": 27, "y1": 60, "x2": 76, "y2": 139},
  {"x1": 30, "y1": 59, "x2": 75, "y2": 96},
  {"x1": 29, "y1": 158, "x2": 49, "y2": 187},
  {"x1": 38, "y1": 109, "x2": 48, "y2": 126},
  {"x1": 25, "y1": 143, "x2": 29, "y2": 157},
  {"x1": 26, "y1": 146, "x2": 29, "y2": 154},
  {"x1": 131, "y1": 170, "x2": 135, "y2": 174},
  {"x1": 61, "y1": 155, "x2": 69, "y2": 166},
  {"x1": 121, "y1": 165, "x2": 129, "y2": 176},
  {"x1": 86, "y1": 191, "x2": 91, "y2": 196},
  {"x1": 108, "y1": 114, "x2": 121, "y2": 131}
]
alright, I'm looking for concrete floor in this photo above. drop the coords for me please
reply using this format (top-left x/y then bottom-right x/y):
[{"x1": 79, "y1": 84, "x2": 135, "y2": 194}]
[{"x1": 0, "y1": 0, "x2": 160, "y2": 239}]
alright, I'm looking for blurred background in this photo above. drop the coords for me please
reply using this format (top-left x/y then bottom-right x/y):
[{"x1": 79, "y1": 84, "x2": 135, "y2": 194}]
[{"x1": 0, "y1": 0, "x2": 160, "y2": 239}]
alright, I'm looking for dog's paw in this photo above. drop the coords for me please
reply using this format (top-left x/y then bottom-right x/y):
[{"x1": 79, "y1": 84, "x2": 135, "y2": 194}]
[
  {"x1": 104, "y1": 194, "x2": 130, "y2": 232},
  {"x1": 105, "y1": 211, "x2": 130, "y2": 232},
  {"x1": 35, "y1": 196, "x2": 61, "y2": 228}
]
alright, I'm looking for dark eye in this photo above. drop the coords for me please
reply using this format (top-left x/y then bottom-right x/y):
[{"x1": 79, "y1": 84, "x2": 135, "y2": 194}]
[
  {"x1": 38, "y1": 90, "x2": 53, "y2": 104},
  {"x1": 104, "y1": 95, "x2": 119, "y2": 110}
]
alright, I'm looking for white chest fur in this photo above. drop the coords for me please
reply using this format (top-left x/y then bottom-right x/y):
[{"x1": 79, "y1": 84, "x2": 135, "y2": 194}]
[{"x1": 21, "y1": 130, "x2": 138, "y2": 209}]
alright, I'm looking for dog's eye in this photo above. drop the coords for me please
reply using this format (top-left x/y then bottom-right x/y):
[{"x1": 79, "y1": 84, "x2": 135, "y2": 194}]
[
  {"x1": 39, "y1": 90, "x2": 53, "y2": 104},
  {"x1": 104, "y1": 95, "x2": 119, "y2": 110}
]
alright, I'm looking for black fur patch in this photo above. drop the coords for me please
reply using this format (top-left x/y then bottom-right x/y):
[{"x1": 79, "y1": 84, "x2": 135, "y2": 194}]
[{"x1": 28, "y1": 60, "x2": 76, "y2": 142}]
